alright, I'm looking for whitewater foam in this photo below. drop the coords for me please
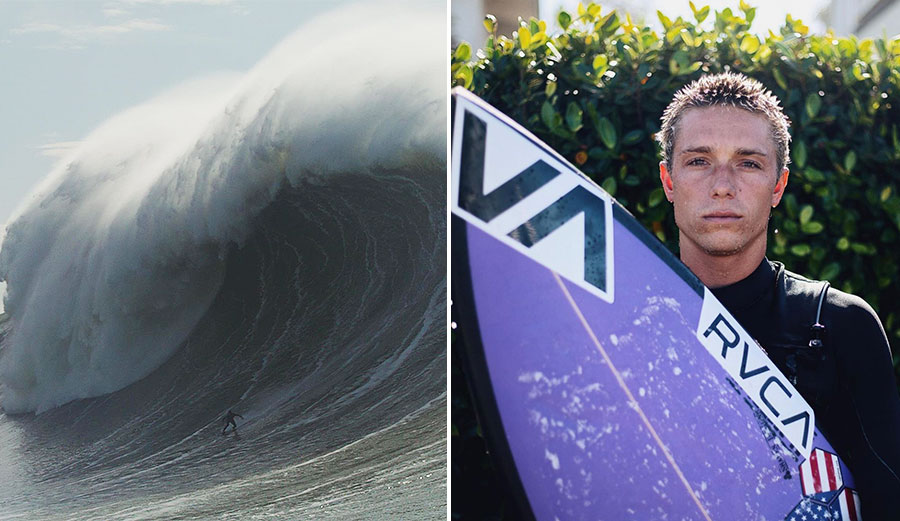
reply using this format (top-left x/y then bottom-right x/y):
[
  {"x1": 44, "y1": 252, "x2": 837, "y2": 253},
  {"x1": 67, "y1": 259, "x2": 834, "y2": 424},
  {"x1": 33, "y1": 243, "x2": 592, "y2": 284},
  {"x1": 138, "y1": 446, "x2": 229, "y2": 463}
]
[{"x1": 0, "y1": 3, "x2": 445, "y2": 413}]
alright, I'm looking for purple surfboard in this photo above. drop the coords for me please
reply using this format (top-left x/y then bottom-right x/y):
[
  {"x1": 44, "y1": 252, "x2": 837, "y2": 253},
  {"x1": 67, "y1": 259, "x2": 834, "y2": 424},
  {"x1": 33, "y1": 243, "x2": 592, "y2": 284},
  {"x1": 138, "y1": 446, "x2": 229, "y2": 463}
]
[{"x1": 451, "y1": 88, "x2": 863, "y2": 521}]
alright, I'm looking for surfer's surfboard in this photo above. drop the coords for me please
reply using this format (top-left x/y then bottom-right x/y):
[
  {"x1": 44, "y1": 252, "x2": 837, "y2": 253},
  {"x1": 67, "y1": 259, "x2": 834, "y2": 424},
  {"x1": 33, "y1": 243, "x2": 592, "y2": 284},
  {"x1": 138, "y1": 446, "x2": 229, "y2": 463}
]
[{"x1": 451, "y1": 87, "x2": 863, "y2": 521}]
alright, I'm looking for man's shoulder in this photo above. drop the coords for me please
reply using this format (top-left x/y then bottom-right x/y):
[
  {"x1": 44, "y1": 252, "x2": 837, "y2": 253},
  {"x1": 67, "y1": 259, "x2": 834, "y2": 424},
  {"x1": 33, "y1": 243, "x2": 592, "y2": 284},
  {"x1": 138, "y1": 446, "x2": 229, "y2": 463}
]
[
  {"x1": 780, "y1": 264, "x2": 883, "y2": 331},
  {"x1": 823, "y1": 285, "x2": 883, "y2": 329},
  {"x1": 780, "y1": 266, "x2": 826, "y2": 300}
]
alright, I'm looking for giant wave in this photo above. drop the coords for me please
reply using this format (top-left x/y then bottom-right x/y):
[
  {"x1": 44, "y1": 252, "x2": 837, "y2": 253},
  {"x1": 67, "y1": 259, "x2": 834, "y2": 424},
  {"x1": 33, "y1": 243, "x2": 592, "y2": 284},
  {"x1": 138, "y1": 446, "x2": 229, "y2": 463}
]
[{"x1": 0, "y1": 4, "x2": 444, "y2": 414}]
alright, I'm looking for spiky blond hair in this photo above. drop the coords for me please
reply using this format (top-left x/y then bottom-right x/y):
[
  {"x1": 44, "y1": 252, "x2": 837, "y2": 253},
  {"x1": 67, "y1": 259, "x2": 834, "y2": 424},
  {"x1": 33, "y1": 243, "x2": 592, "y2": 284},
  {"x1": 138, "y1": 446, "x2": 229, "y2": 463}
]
[{"x1": 657, "y1": 72, "x2": 791, "y2": 174}]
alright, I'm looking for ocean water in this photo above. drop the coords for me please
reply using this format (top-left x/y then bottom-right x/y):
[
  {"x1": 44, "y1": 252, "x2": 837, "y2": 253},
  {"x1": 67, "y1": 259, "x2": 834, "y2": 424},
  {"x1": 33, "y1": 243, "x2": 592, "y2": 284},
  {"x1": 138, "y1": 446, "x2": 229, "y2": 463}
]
[{"x1": 0, "y1": 5, "x2": 446, "y2": 519}]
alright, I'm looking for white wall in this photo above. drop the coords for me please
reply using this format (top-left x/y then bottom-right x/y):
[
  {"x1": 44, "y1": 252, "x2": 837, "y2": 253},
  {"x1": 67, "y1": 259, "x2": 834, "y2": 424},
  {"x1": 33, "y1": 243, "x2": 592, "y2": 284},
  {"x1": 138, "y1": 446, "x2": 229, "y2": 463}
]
[
  {"x1": 451, "y1": 0, "x2": 539, "y2": 48},
  {"x1": 826, "y1": 0, "x2": 900, "y2": 37},
  {"x1": 452, "y1": 0, "x2": 486, "y2": 47}
]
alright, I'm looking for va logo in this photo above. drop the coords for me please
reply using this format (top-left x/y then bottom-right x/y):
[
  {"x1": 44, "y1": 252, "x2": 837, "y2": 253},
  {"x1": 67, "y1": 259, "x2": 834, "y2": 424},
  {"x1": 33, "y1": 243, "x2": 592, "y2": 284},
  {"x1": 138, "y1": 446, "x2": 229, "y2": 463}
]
[{"x1": 452, "y1": 105, "x2": 614, "y2": 300}]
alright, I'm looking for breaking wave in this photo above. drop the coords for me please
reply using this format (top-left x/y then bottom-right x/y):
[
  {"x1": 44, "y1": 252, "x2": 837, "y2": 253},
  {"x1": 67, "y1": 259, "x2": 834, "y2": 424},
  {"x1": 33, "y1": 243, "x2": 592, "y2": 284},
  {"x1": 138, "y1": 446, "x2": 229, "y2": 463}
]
[{"x1": 0, "y1": 3, "x2": 445, "y2": 415}]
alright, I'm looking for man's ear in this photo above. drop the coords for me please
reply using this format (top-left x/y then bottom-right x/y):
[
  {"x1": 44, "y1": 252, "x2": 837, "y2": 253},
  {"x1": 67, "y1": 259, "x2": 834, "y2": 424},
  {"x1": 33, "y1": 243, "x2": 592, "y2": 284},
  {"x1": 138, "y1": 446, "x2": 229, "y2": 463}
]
[
  {"x1": 771, "y1": 167, "x2": 789, "y2": 207},
  {"x1": 660, "y1": 161, "x2": 675, "y2": 202}
]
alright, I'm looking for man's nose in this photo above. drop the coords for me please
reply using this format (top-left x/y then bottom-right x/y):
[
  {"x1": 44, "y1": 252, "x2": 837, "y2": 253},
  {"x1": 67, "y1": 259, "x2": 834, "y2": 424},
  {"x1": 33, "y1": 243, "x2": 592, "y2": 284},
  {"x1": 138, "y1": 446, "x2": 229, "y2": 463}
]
[{"x1": 709, "y1": 163, "x2": 736, "y2": 198}]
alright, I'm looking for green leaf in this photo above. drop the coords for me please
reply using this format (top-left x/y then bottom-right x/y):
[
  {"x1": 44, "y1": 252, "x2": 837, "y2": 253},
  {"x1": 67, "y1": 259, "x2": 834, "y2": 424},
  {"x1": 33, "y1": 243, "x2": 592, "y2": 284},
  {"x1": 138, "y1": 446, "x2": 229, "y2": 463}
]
[
  {"x1": 774, "y1": 41, "x2": 795, "y2": 60},
  {"x1": 799, "y1": 204, "x2": 814, "y2": 224},
  {"x1": 592, "y1": 54, "x2": 609, "y2": 74},
  {"x1": 601, "y1": 176, "x2": 617, "y2": 196},
  {"x1": 805, "y1": 92, "x2": 822, "y2": 119},
  {"x1": 745, "y1": 6, "x2": 756, "y2": 24},
  {"x1": 794, "y1": 140, "x2": 807, "y2": 168},
  {"x1": 697, "y1": 6, "x2": 710, "y2": 22},
  {"x1": 566, "y1": 102, "x2": 583, "y2": 132},
  {"x1": 483, "y1": 14, "x2": 497, "y2": 34},
  {"x1": 669, "y1": 50, "x2": 690, "y2": 75},
  {"x1": 844, "y1": 150, "x2": 857, "y2": 173},
  {"x1": 740, "y1": 34, "x2": 759, "y2": 54},
  {"x1": 648, "y1": 187, "x2": 665, "y2": 207},
  {"x1": 878, "y1": 37, "x2": 891, "y2": 58},
  {"x1": 600, "y1": 11, "x2": 620, "y2": 34},
  {"x1": 783, "y1": 193, "x2": 798, "y2": 218},
  {"x1": 541, "y1": 102, "x2": 557, "y2": 130},
  {"x1": 622, "y1": 129, "x2": 643, "y2": 145},
  {"x1": 545, "y1": 81, "x2": 557, "y2": 98},
  {"x1": 836, "y1": 237, "x2": 850, "y2": 250},
  {"x1": 838, "y1": 38, "x2": 857, "y2": 56},
  {"x1": 820, "y1": 262, "x2": 840, "y2": 280},
  {"x1": 657, "y1": 10, "x2": 673, "y2": 29},
  {"x1": 598, "y1": 117, "x2": 617, "y2": 149},
  {"x1": 791, "y1": 244, "x2": 811, "y2": 256},
  {"x1": 804, "y1": 168, "x2": 825, "y2": 183},
  {"x1": 881, "y1": 186, "x2": 892, "y2": 202},
  {"x1": 772, "y1": 68, "x2": 788, "y2": 90},
  {"x1": 453, "y1": 42, "x2": 472, "y2": 62},
  {"x1": 453, "y1": 65, "x2": 473, "y2": 88},
  {"x1": 783, "y1": 220, "x2": 798, "y2": 234},
  {"x1": 518, "y1": 26, "x2": 532, "y2": 49},
  {"x1": 802, "y1": 221, "x2": 824, "y2": 234},
  {"x1": 558, "y1": 10, "x2": 572, "y2": 30},
  {"x1": 851, "y1": 242, "x2": 875, "y2": 255}
]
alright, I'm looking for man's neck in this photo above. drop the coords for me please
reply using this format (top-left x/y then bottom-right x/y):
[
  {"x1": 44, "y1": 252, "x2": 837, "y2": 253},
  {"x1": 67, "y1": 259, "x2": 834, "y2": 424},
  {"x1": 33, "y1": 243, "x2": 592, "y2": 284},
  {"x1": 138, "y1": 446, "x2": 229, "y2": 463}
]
[{"x1": 680, "y1": 246, "x2": 765, "y2": 289}]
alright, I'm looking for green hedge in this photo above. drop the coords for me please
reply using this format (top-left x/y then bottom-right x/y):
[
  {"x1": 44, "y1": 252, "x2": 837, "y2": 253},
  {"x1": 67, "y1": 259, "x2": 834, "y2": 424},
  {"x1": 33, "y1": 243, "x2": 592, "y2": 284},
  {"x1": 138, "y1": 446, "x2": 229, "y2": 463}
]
[{"x1": 453, "y1": 3, "x2": 900, "y2": 378}]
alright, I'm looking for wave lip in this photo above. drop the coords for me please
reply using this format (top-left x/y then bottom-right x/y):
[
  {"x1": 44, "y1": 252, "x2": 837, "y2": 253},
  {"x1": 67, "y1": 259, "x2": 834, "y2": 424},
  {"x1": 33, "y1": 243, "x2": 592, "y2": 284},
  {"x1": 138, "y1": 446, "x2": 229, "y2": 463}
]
[{"x1": 0, "y1": 3, "x2": 445, "y2": 414}]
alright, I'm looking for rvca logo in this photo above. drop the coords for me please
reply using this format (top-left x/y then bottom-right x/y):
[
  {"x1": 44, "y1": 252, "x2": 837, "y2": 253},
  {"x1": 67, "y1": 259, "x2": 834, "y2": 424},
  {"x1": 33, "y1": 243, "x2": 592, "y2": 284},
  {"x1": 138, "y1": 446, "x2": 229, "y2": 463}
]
[{"x1": 697, "y1": 296, "x2": 814, "y2": 456}]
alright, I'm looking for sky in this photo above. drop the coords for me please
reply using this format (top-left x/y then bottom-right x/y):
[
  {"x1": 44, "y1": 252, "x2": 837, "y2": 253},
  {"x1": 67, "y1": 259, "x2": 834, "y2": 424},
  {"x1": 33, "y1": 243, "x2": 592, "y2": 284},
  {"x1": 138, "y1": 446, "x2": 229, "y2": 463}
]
[
  {"x1": 540, "y1": 0, "x2": 830, "y2": 34},
  {"x1": 0, "y1": 0, "x2": 357, "y2": 229}
]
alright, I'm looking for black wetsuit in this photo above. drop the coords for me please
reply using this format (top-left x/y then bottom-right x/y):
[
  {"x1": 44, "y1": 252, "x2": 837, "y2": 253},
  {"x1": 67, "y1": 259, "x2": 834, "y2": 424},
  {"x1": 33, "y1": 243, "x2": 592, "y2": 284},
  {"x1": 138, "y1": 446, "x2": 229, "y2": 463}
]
[
  {"x1": 222, "y1": 411, "x2": 243, "y2": 434},
  {"x1": 712, "y1": 258, "x2": 900, "y2": 518}
]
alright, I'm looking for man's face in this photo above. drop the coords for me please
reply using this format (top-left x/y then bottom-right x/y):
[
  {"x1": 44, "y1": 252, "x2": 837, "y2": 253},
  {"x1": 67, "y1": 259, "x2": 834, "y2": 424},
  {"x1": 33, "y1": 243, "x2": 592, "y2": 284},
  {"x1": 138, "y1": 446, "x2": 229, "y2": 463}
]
[{"x1": 659, "y1": 105, "x2": 788, "y2": 259}]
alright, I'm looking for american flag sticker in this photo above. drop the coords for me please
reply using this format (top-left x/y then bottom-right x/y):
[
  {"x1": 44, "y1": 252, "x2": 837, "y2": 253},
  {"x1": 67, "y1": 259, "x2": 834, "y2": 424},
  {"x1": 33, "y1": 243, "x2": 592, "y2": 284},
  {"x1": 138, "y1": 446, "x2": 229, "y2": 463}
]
[
  {"x1": 786, "y1": 497, "x2": 831, "y2": 520},
  {"x1": 832, "y1": 488, "x2": 863, "y2": 521},
  {"x1": 800, "y1": 448, "x2": 843, "y2": 495}
]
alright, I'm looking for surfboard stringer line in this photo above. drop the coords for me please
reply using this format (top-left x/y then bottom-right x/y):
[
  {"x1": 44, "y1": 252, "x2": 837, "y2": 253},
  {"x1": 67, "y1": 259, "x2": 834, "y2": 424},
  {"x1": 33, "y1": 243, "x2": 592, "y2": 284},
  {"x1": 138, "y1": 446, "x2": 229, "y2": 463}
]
[{"x1": 552, "y1": 270, "x2": 714, "y2": 521}]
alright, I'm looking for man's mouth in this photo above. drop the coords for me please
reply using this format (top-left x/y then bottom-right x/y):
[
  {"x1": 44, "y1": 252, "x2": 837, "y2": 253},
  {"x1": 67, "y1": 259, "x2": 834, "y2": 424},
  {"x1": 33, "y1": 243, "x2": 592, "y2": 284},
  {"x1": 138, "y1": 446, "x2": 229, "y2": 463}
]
[{"x1": 703, "y1": 211, "x2": 742, "y2": 222}]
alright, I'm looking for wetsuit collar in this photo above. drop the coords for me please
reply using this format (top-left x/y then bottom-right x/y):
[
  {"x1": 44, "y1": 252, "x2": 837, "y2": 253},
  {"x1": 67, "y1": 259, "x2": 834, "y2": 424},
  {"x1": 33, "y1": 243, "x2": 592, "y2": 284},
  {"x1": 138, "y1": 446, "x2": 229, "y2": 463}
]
[{"x1": 710, "y1": 257, "x2": 776, "y2": 312}]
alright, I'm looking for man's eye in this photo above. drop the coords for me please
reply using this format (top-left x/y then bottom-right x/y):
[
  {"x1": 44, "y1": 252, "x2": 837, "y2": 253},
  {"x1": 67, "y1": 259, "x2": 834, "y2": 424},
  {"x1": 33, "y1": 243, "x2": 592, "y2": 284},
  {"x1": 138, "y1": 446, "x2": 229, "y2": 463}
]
[
  {"x1": 686, "y1": 158, "x2": 707, "y2": 166},
  {"x1": 741, "y1": 160, "x2": 762, "y2": 169}
]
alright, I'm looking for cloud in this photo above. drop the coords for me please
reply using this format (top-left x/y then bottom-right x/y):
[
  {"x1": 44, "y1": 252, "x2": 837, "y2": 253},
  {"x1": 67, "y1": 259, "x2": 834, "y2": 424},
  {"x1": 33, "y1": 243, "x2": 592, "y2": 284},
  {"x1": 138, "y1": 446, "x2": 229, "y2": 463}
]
[
  {"x1": 118, "y1": 0, "x2": 234, "y2": 4},
  {"x1": 11, "y1": 17, "x2": 170, "y2": 48},
  {"x1": 37, "y1": 141, "x2": 83, "y2": 158},
  {"x1": 13, "y1": 19, "x2": 171, "y2": 38},
  {"x1": 11, "y1": 0, "x2": 235, "y2": 47},
  {"x1": 102, "y1": 7, "x2": 129, "y2": 18}
]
